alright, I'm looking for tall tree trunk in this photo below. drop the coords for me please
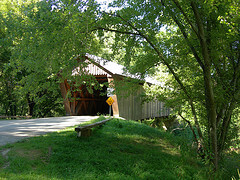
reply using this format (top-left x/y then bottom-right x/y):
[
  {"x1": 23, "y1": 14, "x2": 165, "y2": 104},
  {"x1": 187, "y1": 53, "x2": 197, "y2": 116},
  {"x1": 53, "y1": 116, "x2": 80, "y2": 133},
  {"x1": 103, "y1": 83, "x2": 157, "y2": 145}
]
[
  {"x1": 27, "y1": 94, "x2": 35, "y2": 116},
  {"x1": 204, "y1": 72, "x2": 218, "y2": 169},
  {"x1": 218, "y1": 101, "x2": 236, "y2": 154},
  {"x1": 28, "y1": 102, "x2": 35, "y2": 116},
  {"x1": 191, "y1": 1, "x2": 218, "y2": 169}
]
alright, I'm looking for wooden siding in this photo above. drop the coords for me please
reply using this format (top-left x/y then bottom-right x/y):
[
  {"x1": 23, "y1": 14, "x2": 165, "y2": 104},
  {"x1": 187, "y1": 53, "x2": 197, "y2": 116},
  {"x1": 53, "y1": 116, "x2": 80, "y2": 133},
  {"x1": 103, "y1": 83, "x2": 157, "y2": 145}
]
[
  {"x1": 117, "y1": 88, "x2": 142, "y2": 120},
  {"x1": 116, "y1": 86, "x2": 170, "y2": 120},
  {"x1": 142, "y1": 101, "x2": 170, "y2": 119}
]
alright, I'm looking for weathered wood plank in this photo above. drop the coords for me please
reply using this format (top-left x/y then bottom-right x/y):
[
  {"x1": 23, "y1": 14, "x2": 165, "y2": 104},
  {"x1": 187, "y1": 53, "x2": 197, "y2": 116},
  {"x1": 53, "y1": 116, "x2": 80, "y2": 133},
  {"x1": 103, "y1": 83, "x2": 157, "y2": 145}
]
[{"x1": 75, "y1": 118, "x2": 112, "y2": 137}]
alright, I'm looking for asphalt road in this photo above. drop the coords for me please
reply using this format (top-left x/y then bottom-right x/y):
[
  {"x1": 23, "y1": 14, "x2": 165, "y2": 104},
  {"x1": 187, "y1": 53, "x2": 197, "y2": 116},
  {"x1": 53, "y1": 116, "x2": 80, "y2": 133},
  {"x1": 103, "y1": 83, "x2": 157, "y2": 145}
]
[{"x1": 0, "y1": 116, "x2": 98, "y2": 146}]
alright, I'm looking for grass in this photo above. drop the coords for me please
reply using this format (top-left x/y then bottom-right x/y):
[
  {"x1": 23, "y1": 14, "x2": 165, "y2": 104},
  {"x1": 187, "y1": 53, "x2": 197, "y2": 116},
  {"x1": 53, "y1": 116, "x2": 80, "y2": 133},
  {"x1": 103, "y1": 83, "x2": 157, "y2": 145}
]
[{"x1": 0, "y1": 116, "x2": 239, "y2": 179}]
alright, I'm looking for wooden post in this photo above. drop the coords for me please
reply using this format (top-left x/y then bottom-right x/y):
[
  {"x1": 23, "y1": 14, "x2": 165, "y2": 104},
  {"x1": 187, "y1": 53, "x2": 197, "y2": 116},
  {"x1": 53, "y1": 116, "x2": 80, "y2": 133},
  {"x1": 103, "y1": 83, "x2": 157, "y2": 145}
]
[{"x1": 109, "y1": 105, "x2": 111, "y2": 116}]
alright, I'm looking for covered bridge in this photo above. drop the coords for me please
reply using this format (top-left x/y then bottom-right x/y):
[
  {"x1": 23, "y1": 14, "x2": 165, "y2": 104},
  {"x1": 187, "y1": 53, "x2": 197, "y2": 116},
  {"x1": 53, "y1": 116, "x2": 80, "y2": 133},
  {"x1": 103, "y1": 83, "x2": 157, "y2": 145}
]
[{"x1": 59, "y1": 54, "x2": 170, "y2": 120}]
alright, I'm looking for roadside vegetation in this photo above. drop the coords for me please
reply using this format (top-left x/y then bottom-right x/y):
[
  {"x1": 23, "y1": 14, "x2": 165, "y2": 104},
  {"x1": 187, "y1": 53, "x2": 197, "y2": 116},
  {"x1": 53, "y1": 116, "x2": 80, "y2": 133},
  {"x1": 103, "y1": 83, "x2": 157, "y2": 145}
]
[{"x1": 0, "y1": 117, "x2": 239, "y2": 179}]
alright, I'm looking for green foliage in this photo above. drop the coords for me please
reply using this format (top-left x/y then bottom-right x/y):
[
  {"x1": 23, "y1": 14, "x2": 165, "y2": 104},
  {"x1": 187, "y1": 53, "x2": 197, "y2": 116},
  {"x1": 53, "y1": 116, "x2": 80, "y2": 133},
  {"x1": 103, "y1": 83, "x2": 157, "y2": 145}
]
[{"x1": 0, "y1": 0, "x2": 103, "y2": 117}]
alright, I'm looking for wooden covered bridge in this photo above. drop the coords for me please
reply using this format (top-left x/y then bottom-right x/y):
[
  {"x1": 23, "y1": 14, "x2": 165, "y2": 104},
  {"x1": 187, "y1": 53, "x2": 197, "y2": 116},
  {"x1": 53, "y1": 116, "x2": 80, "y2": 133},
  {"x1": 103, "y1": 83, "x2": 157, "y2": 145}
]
[{"x1": 59, "y1": 54, "x2": 170, "y2": 120}]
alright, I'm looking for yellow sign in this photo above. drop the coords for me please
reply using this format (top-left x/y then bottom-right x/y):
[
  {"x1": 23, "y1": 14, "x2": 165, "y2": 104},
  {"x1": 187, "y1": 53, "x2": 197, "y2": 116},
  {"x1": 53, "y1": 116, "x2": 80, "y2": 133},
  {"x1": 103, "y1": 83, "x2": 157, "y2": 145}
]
[{"x1": 106, "y1": 97, "x2": 114, "y2": 106}]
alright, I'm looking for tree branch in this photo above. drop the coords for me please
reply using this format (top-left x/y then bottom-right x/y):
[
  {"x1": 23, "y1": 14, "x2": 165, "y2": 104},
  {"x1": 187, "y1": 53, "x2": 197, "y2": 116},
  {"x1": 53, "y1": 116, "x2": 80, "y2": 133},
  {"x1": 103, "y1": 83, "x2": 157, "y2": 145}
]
[
  {"x1": 172, "y1": 0, "x2": 198, "y2": 36},
  {"x1": 178, "y1": 112, "x2": 199, "y2": 144},
  {"x1": 160, "y1": 0, "x2": 205, "y2": 71},
  {"x1": 218, "y1": 100, "x2": 236, "y2": 153},
  {"x1": 231, "y1": 57, "x2": 240, "y2": 94},
  {"x1": 170, "y1": 12, "x2": 205, "y2": 70},
  {"x1": 95, "y1": 27, "x2": 141, "y2": 36}
]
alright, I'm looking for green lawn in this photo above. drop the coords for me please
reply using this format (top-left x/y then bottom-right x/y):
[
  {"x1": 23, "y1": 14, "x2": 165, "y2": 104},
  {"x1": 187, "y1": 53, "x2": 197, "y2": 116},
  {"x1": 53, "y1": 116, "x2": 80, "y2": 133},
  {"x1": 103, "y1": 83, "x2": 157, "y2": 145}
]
[{"x1": 0, "y1": 117, "x2": 239, "y2": 180}]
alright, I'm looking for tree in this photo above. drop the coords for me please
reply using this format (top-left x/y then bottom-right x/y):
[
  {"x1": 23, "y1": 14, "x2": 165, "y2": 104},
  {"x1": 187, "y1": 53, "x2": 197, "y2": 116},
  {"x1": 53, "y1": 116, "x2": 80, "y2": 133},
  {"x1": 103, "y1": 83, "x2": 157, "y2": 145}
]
[
  {"x1": 0, "y1": 1, "x2": 19, "y2": 116},
  {"x1": 96, "y1": 0, "x2": 240, "y2": 169},
  {"x1": 0, "y1": 0, "x2": 102, "y2": 117}
]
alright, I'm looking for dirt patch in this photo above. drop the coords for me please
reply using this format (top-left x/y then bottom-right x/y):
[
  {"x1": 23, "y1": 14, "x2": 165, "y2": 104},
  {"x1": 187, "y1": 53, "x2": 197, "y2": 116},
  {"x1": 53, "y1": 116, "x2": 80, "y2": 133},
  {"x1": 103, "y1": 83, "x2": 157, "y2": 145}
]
[
  {"x1": 1, "y1": 148, "x2": 11, "y2": 157},
  {"x1": 0, "y1": 148, "x2": 11, "y2": 169},
  {"x1": 15, "y1": 149, "x2": 43, "y2": 161}
]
